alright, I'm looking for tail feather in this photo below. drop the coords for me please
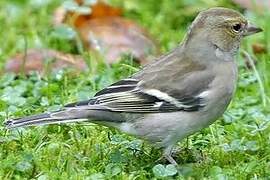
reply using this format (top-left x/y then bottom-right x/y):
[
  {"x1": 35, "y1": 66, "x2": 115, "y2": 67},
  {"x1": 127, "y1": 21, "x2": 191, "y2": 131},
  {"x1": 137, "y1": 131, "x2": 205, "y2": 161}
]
[{"x1": 4, "y1": 109, "x2": 89, "y2": 129}]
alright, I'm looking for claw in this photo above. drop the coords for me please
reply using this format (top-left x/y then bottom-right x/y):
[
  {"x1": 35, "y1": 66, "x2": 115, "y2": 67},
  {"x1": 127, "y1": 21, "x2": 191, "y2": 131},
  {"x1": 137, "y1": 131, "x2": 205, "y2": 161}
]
[
  {"x1": 156, "y1": 145, "x2": 179, "y2": 165},
  {"x1": 164, "y1": 154, "x2": 178, "y2": 165}
]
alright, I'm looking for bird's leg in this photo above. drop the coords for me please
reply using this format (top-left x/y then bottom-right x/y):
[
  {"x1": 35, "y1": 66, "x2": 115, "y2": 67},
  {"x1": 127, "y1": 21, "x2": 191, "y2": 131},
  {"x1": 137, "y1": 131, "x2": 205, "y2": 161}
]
[{"x1": 163, "y1": 145, "x2": 178, "y2": 165}]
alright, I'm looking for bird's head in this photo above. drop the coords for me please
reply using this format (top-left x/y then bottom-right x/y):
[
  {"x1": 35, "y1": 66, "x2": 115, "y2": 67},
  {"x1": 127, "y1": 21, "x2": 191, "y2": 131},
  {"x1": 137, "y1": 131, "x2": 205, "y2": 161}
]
[{"x1": 185, "y1": 7, "x2": 262, "y2": 55}]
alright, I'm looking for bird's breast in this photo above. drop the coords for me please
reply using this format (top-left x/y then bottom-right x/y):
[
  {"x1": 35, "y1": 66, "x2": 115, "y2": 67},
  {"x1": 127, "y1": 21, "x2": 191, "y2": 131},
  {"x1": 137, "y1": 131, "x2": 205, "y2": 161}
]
[{"x1": 203, "y1": 60, "x2": 238, "y2": 120}]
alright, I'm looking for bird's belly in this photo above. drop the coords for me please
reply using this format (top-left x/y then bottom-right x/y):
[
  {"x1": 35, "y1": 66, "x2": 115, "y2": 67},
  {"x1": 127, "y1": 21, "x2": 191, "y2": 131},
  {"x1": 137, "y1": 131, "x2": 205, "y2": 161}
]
[{"x1": 125, "y1": 111, "x2": 216, "y2": 147}]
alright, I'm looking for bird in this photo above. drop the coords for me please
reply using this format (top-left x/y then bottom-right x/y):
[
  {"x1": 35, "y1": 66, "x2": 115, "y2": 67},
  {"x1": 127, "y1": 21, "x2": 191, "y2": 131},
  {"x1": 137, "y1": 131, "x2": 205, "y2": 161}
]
[{"x1": 4, "y1": 7, "x2": 262, "y2": 165}]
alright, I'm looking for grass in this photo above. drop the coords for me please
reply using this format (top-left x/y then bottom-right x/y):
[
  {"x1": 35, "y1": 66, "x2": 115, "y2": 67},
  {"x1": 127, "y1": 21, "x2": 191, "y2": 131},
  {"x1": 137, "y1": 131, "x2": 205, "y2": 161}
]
[{"x1": 0, "y1": 0, "x2": 270, "y2": 179}]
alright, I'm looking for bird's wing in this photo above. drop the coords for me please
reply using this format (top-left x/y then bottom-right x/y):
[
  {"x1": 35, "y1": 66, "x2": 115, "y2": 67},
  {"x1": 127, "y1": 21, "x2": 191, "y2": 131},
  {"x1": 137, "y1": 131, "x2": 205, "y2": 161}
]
[
  {"x1": 65, "y1": 52, "x2": 214, "y2": 113},
  {"x1": 65, "y1": 78, "x2": 205, "y2": 112}
]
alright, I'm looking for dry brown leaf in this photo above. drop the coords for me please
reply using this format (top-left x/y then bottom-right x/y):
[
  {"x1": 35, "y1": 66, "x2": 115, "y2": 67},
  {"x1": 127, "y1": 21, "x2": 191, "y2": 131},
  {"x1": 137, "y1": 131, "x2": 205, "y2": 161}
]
[
  {"x1": 233, "y1": 0, "x2": 270, "y2": 11},
  {"x1": 252, "y1": 43, "x2": 267, "y2": 54},
  {"x1": 53, "y1": 0, "x2": 159, "y2": 64},
  {"x1": 69, "y1": 2, "x2": 122, "y2": 27},
  {"x1": 54, "y1": 0, "x2": 122, "y2": 27},
  {"x1": 5, "y1": 49, "x2": 87, "y2": 74},
  {"x1": 77, "y1": 17, "x2": 158, "y2": 64}
]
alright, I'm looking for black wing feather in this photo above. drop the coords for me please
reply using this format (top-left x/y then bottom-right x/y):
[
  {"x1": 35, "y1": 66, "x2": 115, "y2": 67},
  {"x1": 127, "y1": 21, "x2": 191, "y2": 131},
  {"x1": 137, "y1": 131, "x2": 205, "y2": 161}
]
[
  {"x1": 95, "y1": 79, "x2": 138, "y2": 97},
  {"x1": 66, "y1": 78, "x2": 205, "y2": 113}
]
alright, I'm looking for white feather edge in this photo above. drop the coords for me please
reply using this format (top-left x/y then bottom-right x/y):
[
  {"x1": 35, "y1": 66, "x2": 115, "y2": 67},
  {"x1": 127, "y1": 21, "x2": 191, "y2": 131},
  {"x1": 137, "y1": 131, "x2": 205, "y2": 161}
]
[
  {"x1": 143, "y1": 89, "x2": 192, "y2": 108},
  {"x1": 196, "y1": 90, "x2": 210, "y2": 98}
]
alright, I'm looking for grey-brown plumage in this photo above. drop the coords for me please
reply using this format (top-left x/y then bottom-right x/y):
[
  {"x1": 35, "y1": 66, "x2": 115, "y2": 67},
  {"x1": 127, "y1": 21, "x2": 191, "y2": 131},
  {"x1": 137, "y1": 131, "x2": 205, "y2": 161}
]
[{"x1": 4, "y1": 7, "x2": 262, "y2": 165}]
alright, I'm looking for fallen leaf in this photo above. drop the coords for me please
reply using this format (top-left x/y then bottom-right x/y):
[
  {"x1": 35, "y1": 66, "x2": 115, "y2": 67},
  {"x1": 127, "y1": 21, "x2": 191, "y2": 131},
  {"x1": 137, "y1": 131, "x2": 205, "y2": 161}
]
[
  {"x1": 53, "y1": 0, "x2": 122, "y2": 27},
  {"x1": 252, "y1": 43, "x2": 267, "y2": 54},
  {"x1": 53, "y1": 0, "x2": 159, "y2": 64},
  {"x1": 78, "y1": 17, "x2": 158, "y2": 64},
  {"x1": 5, "y1": 49, "x2": 87, "y2": 75},
  {"x1": 233, "y1": 0, "x2": 270, "y2": 11}
]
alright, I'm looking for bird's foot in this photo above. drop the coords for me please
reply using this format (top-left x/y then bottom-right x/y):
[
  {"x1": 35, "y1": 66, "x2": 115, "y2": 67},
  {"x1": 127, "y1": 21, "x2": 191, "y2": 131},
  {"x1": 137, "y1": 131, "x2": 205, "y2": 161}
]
[
  {"x1": 156, "y1": 145, "x2": 180, "y2": 166},
  {"x1": 164, "y1": 154, "x2": 178, "y2": 166},
  {"x1": 155, "y1": 153, "x2": 178, "y2": 166}
]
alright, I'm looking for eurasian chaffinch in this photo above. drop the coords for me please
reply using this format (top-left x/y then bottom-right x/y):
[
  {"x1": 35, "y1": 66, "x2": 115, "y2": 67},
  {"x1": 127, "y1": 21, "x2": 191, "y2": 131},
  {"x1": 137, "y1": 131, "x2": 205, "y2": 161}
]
[{"x1": 5, "y1": 7, "x2": 262, "y2": 165}]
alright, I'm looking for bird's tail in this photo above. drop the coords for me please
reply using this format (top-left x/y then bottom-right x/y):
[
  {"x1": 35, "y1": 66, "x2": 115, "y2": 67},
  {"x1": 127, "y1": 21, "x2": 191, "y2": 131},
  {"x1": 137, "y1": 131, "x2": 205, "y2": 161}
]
[{"x1": 4, "y1": 108, "x2": 91, "y2": 129}]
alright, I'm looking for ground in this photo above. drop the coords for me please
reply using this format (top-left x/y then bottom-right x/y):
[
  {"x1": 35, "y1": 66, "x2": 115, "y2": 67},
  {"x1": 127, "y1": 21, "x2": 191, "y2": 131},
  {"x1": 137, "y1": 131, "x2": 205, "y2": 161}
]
[{"x1": 0, "y1": 0, "x2": 269, "y2": 179}]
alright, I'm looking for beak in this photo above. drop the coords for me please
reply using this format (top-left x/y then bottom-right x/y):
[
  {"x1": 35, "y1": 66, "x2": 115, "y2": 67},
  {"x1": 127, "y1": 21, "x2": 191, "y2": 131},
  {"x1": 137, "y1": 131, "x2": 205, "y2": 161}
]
[{"x1": 243, "y1": 22, "x2": 263, "y2": 36}]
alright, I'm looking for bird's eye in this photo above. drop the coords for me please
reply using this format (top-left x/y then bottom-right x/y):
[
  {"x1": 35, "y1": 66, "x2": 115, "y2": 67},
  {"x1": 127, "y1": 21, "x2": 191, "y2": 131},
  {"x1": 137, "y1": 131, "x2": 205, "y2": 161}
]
[{"x1": 232, "y1": 23, "x2": 241, "y2": 32}]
